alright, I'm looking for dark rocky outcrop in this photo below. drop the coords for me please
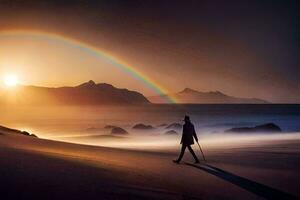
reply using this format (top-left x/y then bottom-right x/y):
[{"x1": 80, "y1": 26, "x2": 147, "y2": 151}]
[
  {"x1": 166, "y1": 123, "x2": 182, "y2": 130},
  {"x1": 104, "y1": 125, "x2": 118, "y2": 129},
  {"x1": 165, "y1": 130, "x2": 178, "y2": 135},
  {"x1": 157, "y1": 123, "x2": 168, "y2": 127},
  {"x1": 132, "y1": 123, "x2": 154, "y2": 130},
  {"x1": 0, "y1": 125, "x2": 38, "y2": 137},
  {"x1": 30, "y1": 134, "x2": 38, "y2": 138},
  {"x1": 225, "y1": 123, "x2": 282, "y2": 133},
  {"x1": 21, "y1": 131, "x2": 30, "y2": 136},
  {"x1": 111, "y1": 127, "x2": 128, "y2": 135}
]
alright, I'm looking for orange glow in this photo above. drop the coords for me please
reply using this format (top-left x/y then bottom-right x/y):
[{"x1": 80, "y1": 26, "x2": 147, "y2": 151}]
[{"x1": 3, "y1": 74, "x2": 19, "y2": 87}]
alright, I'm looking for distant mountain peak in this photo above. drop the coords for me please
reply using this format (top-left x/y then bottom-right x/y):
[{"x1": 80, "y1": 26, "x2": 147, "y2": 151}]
[
  {"x1": 148, "y1": 88, "x2": 269, "y2": 104},
  {"x1": 179, "y1": 88, "x2": 225, "y2": 96},
  {"x1": 88, "y1": 80, "x2": 96, "y2": 84},
  {"x1": 77, "y1": 80, "x2": 96, "y2": 88},
  {"x1": 179, "y1": 88, "x2": 199, "y2": 93}
]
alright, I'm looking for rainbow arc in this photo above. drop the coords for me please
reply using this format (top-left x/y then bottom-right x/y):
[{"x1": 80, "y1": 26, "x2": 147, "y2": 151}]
[{"x1": 0, "y1": 30, "x2": 178, "y2": 103}]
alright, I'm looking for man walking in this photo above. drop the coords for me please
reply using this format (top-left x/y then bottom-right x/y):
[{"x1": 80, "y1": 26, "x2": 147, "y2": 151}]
[{"x1": 173, "y1": 115, "x2": 200, "y2": 164}]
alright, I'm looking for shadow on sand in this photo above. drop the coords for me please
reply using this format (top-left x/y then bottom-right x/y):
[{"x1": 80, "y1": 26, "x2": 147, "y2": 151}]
[{"x1": 185, "y1": 163, "x2": 298, "y2": 200}]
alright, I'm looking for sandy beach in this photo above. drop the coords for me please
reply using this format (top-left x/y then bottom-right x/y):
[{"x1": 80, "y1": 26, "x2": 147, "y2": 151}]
[
  {"x1": 1, "y1": 130, "x2": 299, "y2": 200},
  {"x1": 1, "y1": 0, "x2": 300, "y2": 199}
]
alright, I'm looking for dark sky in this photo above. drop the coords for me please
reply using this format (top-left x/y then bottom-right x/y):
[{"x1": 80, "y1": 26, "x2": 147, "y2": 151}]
[{"x1": 0, "y1": 0, "x2": 299, "y2": 102}]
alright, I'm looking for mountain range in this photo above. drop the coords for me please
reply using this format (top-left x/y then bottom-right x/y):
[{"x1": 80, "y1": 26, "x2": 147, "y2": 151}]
[
  {"x1": 0, "y1": 80, "x2": 150, "y2": 105},
  {"x1": 0, "y1": 81, "x2": 269, "y2": 105},
  {"x1": 148, "y1": 88, "x2": 269, "y2": 104}
]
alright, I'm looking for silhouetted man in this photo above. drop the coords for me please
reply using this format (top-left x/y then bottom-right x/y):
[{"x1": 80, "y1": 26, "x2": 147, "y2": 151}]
[{"x1": 173, "y1": 115, "x2": 199, "y2": 164}]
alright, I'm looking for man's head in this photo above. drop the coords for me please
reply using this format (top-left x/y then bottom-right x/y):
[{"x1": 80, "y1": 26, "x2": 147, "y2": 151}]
[{"x1": 183, "y1": 115, "x2": 191, "y2": 123}]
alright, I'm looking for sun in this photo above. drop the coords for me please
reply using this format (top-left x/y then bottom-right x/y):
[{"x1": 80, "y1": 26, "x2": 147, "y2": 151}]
[{"x1": 3, "y1": 74, "x2": 19, "y2": 87}]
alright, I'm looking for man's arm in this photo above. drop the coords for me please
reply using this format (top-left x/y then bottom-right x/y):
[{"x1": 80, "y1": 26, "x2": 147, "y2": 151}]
[
  {"x1": 180, "y1": 125, "x2": 185, "y2": 144},
  {"x1": 192, "y1": 125, "x2": 198, "y2": 142}
]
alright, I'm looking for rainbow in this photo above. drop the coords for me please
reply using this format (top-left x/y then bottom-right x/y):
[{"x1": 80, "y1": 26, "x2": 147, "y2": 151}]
[{"x1": 0, "y1": 30, "x2": 178, "y2": 103}]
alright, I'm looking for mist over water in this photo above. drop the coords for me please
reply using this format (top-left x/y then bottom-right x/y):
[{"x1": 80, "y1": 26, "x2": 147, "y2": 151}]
[{"x1": 1, "y1": 104, "x2": 300, "y2": 150}]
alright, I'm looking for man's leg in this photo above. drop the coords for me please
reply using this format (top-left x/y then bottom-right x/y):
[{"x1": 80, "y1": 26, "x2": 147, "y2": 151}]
[
  {"x1": 187, "y1": 145, "x2": 199, "y2": 163},
  {"x1": 174, "y1": 145, "x2": 186, "y2": 163}
]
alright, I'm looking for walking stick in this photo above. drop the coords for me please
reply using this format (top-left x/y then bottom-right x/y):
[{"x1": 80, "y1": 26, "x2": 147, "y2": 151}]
[{"x1": 197, "y1": 141, "x2": 206, "y2": 161}]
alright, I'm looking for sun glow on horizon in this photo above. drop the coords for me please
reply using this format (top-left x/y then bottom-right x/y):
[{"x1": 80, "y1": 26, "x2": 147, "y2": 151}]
[
  {"x1": 0, "y1": 30, "x2": 178, "y2": 103},
  {"x1": 3, "y1": 74, "x2": 19, "y2": 87}
]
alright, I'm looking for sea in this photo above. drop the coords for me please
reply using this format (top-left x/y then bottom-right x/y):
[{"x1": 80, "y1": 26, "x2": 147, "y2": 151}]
[{"x1": 2, "y1": 104, "x2": 300, "y2": 149}]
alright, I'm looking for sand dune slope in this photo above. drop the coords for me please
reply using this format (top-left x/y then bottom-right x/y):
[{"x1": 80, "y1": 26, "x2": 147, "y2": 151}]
[{"x1": 0, "y1": 132, "x2": 299, "y2": 200}]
